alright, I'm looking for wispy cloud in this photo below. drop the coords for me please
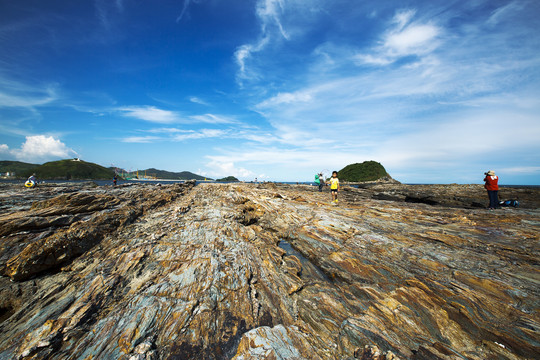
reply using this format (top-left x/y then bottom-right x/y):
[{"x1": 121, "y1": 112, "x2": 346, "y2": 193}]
[
  {"x1": 189, "y1": 96, "x2": 210, "y2": 106},
  {"x1": 487, "y1": 1, "x2": 526, "y2": 26},
  {"x1": 0, "y1": 79, "x2": 58, "y2": 108},
  {"x1": 117, "y1": 106, "x2": 241, "y2": 126},
  {"x1": 355, "y1": 9, "x2": 441, "y2": 65},
  {"x1": 176, "y1": 0, "x2": 207, "y2": 23},
  {"x1": 173, "y1": 128, "x2": 227, "y2": 141},
  {"x1": 189, "y1": 113, "x2": 237, "y2": 124},
  {"x1": 120, "y1": 125, "x2": 279, "y2": 146},
  {"x1": 234, "y1": 0, "x2": 289, "y2": 83},
  {"x1": 121, "y1": 136, "x2": 161, "y2": 143},
  {"x1": 257, "y1": 91, "x2": 312, "y2": 108},
  {"x1": 94, "y1": 0, "x2": 124, "y2": 30},
  {"x1": 146, "y1": 127, "x2": 184, "y2": 134},
  {"x1": 118, "y1": 106, "x2": 182, "y2": 124}
]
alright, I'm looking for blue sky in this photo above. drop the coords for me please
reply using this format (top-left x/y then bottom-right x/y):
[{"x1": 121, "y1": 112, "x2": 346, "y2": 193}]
[{"x1": 1, "y1": 0, "x2": 539, "y2": 184}]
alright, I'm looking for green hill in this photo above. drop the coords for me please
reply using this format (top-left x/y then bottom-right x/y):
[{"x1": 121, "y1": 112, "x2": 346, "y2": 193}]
[
  {"x1": 0, "y1": 161, "x2": 38, "y2": 176},
  {"x1": 26, "y1": 159, "x2": 115, "y2": 180},
  {"x1": 142, "y1": 168, "x2": 210, "y2": 181},
  {"x1": 338, "y1": 161, "x2": 390, "y2": 182},
  {"x1": 216, "y1": 176, "x2": 239, "y2": 182}
]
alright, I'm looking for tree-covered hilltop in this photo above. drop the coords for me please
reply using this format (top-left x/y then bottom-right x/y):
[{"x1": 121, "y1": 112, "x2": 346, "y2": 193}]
[
  {"x1": 216, "y1": 176, "x2": 239, "y2": 182},
  {"x1": 338, "y1": 161, "x2": 391, "y2": 182},
  {"x1": 0, "y1": 161, "x2": 39, "y2": 176},
  {"x1": 141, "y1": 168, "x2": 210, "y2": 180},
  {"x1": 24, "y1": 159, "x2": 115, "y2": 180}
]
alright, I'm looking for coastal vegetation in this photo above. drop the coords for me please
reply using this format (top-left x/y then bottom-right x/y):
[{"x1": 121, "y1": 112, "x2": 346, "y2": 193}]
[
  {"x1": 338, "y1": 160, "x2": 390, "y2": 182},
  {"x1": 0, "y1": 160, "x2": 39, "y2": 176}
]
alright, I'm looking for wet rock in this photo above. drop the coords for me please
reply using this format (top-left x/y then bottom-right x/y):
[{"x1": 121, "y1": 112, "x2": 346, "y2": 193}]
[{"x1": 0, "y1": 182, "x2": 538, "y2": 359}]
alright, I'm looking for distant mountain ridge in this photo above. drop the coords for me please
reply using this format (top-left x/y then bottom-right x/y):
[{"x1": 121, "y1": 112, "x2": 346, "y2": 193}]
[
  {"x1": 1, "y1": 159, "x2": 209, "y2": 180},
  {"x1": 141, "y1": 168, "x2": 211, "y2": 181}
]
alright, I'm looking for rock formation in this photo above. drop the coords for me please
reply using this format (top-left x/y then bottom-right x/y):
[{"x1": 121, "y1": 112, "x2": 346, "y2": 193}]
[{"x1": 0, "y1": 182, "x2": 538, "y2": 359}]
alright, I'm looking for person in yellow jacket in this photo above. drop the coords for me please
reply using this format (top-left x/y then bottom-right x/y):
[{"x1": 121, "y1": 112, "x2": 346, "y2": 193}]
[{"x1": 329, "y1": 171, "x2": 339, "y2": 204}]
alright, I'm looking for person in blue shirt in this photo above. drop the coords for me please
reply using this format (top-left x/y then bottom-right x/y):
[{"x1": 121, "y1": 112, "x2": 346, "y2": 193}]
[{"x1": 314, "y1": 173, "x2": 324, "y2": 192}]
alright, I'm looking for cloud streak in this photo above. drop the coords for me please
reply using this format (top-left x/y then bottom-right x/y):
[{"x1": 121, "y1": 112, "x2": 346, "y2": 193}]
[
  {"x1": 118, "y1": 106, "x2": 182, "y2": 124},
  {"x1": 234, "y1": 0, "x2": 290, "y2": 83},
  {"x1": 0, "y1": 79, "x2": 58, "y2": 108}
]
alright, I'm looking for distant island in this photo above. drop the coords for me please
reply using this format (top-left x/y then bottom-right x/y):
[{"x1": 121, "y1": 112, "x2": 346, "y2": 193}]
[
  {"x1": 338, "y1": 160, "x2": 393, "y2": 182},
  {"x1": 133, "y1": 168, "x2": 211, "y2": 181},
  {"x1": 0, "y1": 159, "x2": 209, "y2": 181},
  {"x1": 216, "y1": 176, "x2": 239, "y2": 182}
]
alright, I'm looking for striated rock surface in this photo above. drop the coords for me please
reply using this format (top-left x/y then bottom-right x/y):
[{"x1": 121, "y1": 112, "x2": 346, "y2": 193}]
[{"x1": 0, "y1": 182, "x2": 538, "y2": 359}]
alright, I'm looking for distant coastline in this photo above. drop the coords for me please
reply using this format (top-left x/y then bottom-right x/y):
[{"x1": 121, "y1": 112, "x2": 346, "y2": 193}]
[{"x1": 1, "y1": 179, "x2": 538, "y2": 188}]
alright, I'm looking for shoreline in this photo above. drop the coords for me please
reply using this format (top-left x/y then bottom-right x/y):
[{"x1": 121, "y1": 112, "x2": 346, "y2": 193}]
[{"x1": 1, "y1": 178, "x2": 539, "y2": 187}]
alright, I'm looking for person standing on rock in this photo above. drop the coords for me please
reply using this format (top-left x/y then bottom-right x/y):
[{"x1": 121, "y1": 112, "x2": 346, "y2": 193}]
[
  {"x1": 329, "y1": 171, "x2": 339, "y2": 204},
  {"x1": 113, "y1": 174, "x2": 118, "y2": 186},
  {"x1": 314, "y1": 173, "x2": 324, "y2": 192},
  {"x1": 484, "y1": 170, "x2": 499, "y2": 209}
]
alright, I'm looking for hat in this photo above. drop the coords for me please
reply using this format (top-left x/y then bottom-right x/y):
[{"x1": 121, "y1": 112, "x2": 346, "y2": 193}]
[{"x1": 486, "y1": 170, "x2": 495, "y2": 176}]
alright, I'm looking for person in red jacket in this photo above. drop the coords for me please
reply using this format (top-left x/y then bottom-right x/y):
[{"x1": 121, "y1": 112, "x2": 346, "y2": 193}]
[{"x1": 483, "y1": 170, "x2": 499, "y2": 209}]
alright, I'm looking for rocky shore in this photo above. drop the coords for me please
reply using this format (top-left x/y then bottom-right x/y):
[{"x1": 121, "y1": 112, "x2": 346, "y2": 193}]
[{"x1": 0, "y1": 181, "x2": 538, "y2": 359}]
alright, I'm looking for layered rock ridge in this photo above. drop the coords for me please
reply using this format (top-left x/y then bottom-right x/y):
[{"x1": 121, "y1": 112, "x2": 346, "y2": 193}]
[{"x1": 0, "y1": 182, "x2": 538, "y2": 359}]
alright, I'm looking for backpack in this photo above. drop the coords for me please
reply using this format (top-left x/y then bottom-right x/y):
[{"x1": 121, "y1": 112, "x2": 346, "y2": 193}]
[{"x1": 499, "y1": 199, "x2": 519, "y2": 207}]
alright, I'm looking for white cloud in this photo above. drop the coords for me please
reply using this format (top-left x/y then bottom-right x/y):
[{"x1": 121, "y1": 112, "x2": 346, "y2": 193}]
[
  {"x1": 257, "y1": 91, "x2": 312, "y2": 108},
  {"x1": 235, "y1": 39, "x2": 269, "y2": 83},
  {"x1": 121, "y1": 136, "x2": 160, "y2": 143},
  {"x1": 205, "y1": 159, "x2": 254, "y2": 179},
  {"x1": 189, "y1": 96, "x2": 209, "y2": 106},
  {"x1": 384, "y1": 23, "x2": 439, "y2": 56},
  {"x1": 355, "y1": 9, "x2": 441, "y2": 66},
  {"x1": 3, "y1": 135, "x2": 76, "y2": 162},
  {"x1": 146, "y1": 127, "x2": 184, "y2": 134},
  {"x1": 189, "y1": 113, "x2": 237, "y2": 124},
  {"x1": 173, "y1": 129, "x2": 227, "y2": 141},
  {"x1": 256, "y1": 0, "x2": 289, "y2": 40},
  {"x1": 118, "y1": 106, "x2": 182, "y2": 124},
  {"x1": 392, "y1": 9, "x2": 416, "y2": 29}
]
